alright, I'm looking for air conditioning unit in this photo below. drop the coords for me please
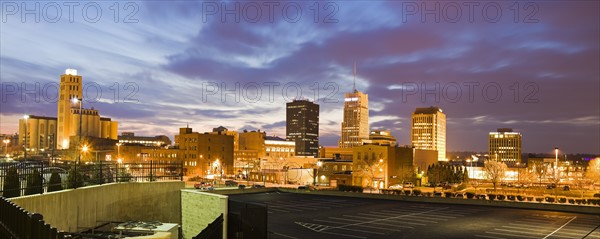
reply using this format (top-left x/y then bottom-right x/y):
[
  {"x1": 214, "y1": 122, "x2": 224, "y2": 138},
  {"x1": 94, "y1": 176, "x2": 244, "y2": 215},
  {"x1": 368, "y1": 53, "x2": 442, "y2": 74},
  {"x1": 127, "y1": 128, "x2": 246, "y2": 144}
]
[{"x1": 113, "y1": 221, "x2": 179, "y2": 239}]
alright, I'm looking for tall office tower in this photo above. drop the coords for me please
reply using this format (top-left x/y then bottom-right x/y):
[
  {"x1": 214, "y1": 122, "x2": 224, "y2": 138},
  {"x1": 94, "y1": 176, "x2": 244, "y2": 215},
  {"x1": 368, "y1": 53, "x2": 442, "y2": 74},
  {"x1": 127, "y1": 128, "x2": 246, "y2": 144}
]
[
  {"x1": 411, "y1": 107, "x2": 446, "y2": 161},
  {"x1": 339, "y1": 63, "x2": 369, "y2": 148},
  {"x1": 488, "y1": 128, "x2": 522, "y2": 165},
  {"x1": 286, "y1": 99, "x2": 319, "y2": 157},
  {"x1": 57, "y1": 69, "x2": 83, "y2": 149}
]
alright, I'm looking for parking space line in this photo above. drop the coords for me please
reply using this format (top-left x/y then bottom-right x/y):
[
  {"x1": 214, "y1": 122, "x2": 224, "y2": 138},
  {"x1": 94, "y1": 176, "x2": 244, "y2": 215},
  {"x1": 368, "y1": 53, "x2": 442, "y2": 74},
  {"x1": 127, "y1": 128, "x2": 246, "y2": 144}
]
[
  {"x1": 268, "y1": 207, "x2": 291, "y2": 213},
  {"x1": 268, "y1": 206, "x2": 303, "y2": 212},
  {"x1": 355, "y1": 213, "x2": 442, "y2": 223},
  {"x1": 368, "y1": 211, "x2": 454, "y2": 220},
  {"x1": 475, "y1": 235, "x2": 506, "y2": 239},
  {"x1": 328, "y1": 216, "x2": 424, "y2": 227},
  {"x1": 324, "y1": 207, "x2": 447, "y2": 231},
  {"x1": 494, "y1": 228, "x2": 548, "y2": 236},
  {"x1": 485, "y1": 231, "x2": 540, "y2": 238},
  {"x1": 313, "y1": 219, "x2": 406, "y2": 232},
  {"x1": 315, "y1": 218, "x2": 412, "y2": 230},
  {"x1": 542, "y1": 216, "x2": 577, "y2": 239},
  {"x1": 270, "y1": 231, "x2": 298, "y2": 239},
  {"x1": 319, "y1": 230, "x2": 367, "y2": 239},
  {"x1": 344, "y1": 214, "x2": 432, "y2": 224}
]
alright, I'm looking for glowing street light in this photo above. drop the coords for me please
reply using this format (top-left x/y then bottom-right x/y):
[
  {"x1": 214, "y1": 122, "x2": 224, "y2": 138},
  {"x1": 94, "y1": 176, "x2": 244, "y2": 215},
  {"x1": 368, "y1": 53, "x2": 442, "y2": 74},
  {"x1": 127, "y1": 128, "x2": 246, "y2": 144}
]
[
  {"x1": 23, "y1": 114, "x2": 29, "y2": 159},
  {"x1": 116, "y1": 143, "x2": 122, "y2": 159},
  {"x1": 554, "y1": 147, "x2": 559, "y2": 169},
  {"x1": 3, "y1": 139, "x2": 10, "y2": 155}
]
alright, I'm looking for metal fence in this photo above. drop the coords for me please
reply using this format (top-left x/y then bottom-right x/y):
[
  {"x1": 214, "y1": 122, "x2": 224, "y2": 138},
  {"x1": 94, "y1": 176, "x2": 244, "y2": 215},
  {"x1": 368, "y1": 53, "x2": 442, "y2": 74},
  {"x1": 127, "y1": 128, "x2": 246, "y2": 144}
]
[
  {"x1": 228, "y1": 200, "x2": 267, "y2": 239},
  {"x1": 0, "y1": 196, "x2": 68, "y2": 239},
  {"x1": 193, "y1": 214, "x2": 224, "y2": 239},
  {"x1": 0, "y1": 160, "x2": 184, "y2": 198}
]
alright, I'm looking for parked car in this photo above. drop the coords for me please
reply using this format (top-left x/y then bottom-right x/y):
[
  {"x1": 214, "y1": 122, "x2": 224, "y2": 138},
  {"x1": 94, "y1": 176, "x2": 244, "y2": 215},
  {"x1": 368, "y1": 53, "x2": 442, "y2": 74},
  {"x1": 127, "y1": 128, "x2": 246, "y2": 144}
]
[
  {"x1": 297, "y1": 185, "x2": 308, "y2": 190},
  {"x1": 389, "y1": 184, "x2": 403, "y2": 190},
  {"x1": 238, "y1": 184, "x2": 246, "y2": 189},
  {"x1": 194, "y1": 182, "x2": 214, "y2": 190},
  {"x1": 225, "y1": 180, "x2": 238, "y2": 186},
  {"x1": 563, "y1": 185, "x2": 570, "y2": 191},
  {"x1": 547, "y1": 183, "x2": 557, "y2": 189},
  {"x1": 252, "y1": 184, "x2": 265, "y2": 188},
  {"x1": 403, "y1": 182, "x2": 414, "y2": 188}
]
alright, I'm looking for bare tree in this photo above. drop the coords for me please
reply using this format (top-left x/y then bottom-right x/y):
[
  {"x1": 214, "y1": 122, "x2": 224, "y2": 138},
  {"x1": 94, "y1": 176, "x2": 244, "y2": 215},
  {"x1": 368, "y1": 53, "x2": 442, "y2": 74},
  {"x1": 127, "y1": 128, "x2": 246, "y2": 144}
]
[
  {"x1": 530, "y1": 160, "x2": 548, "y2": 186},
  {"x1": 354, "y1": 157, "x2": 386, "y2": 190},
  {"x1": 516, "y1": 168, "x2": 535, "y2": 194},
  {"x1": 484, "y1": 160, "x2": 507, "y2": 192},
  {"x1": 586, "y1": 158, "x2": 600, "y2": 191}
]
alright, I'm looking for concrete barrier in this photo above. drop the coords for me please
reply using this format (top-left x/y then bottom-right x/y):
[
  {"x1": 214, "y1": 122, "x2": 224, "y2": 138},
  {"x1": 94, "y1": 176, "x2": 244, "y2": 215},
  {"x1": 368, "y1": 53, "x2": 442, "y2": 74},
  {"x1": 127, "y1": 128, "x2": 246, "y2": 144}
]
[
  {"x1": 278, "y1": 188, "x2": 600, "y2": 215},
  {"x1": 181, "y1": 189, "x2": 228, "y2": 239},
  {"x1": 9, "y1": 181, "x2": 185, "y2": 232}
]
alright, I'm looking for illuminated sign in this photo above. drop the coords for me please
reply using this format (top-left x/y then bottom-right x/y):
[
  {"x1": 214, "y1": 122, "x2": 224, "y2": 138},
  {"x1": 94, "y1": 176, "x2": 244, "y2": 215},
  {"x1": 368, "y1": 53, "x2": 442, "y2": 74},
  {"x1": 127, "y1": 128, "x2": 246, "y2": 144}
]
[
  {"x1": 344, "y1": 97, "x2": 358, "y2": 102},
  {"x1": 65, "y1": 69, "x2": 78, "y2": 75}
]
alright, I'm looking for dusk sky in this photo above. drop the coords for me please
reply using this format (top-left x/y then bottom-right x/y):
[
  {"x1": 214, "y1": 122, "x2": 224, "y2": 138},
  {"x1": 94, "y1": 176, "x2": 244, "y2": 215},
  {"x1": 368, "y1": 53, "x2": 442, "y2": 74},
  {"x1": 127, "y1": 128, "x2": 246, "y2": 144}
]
[{"x1": 0, "y1": 1, "x2": 598, "y2": 154}]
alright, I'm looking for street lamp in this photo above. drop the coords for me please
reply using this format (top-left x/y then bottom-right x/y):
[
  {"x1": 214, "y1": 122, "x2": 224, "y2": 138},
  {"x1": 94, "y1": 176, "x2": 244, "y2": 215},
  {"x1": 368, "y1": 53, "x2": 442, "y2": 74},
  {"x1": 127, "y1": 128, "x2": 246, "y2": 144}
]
[
  {"x1": 116, "y1": 143, "x2": 122, "y2": 159},
  {"x1": 315, "y1": 161, "x2": 323, "y2": 186},
  {"x1": 554, "y1": 147, "x2": 559, "y2": 169},
  {"x1": 23, "y1": 115, "x2": 29, "y2": 159},
  {"x1": 3, "y1": 139, "x2": 9, "y2": 156}
]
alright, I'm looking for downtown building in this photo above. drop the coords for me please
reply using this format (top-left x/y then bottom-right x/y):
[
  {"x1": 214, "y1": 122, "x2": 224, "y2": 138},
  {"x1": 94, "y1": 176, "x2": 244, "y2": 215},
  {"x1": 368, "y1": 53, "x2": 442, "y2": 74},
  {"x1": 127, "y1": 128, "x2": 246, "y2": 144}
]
[
  {"x1": 286, "y1": 99, "x2": 319, "y2": 157},
  {"x1": 56, "y1": 69, "x2": 117, "y2": 149},
  {"x1": 338, "y1": 88, "x2": 369, "y2": 148},
  {"x1": 488, "y1": 128, "x2": 522, "y2": 165},
  {"x1": 18, "y1": 69, "x2": 118, "y2": 157},
  {"x1": 176, "y1": 126, "x2": 234, "y2": 177},
  {"x1": 411, "y1": 107, "x2": 446, "y2": 162}
]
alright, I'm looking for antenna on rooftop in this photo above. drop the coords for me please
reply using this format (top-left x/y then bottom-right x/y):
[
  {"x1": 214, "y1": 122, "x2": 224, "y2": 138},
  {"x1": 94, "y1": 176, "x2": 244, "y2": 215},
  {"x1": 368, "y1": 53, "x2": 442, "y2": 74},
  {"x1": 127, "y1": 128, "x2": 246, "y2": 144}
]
[{"x1": 353, "y1": 61, "x2": 357, "y2": 92}]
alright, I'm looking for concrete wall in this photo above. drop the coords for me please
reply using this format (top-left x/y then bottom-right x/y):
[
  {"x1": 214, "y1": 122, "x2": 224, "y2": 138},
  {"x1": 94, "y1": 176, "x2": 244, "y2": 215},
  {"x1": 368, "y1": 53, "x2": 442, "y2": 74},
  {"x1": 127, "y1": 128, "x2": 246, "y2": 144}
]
[
  {"x1": 9, "y1": 181, "x2": 184, "y2": 232},
  {"x1": 181, "y1": 190, "x2": 228, "y2": 239}
]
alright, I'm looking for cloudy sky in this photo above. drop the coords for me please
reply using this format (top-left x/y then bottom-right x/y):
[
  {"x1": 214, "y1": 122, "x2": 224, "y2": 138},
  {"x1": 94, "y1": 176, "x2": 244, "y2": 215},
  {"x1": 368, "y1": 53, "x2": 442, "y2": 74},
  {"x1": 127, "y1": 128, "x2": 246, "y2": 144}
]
[{"x1": 0, "y1": 1, "x2": 598, "y2": 154}]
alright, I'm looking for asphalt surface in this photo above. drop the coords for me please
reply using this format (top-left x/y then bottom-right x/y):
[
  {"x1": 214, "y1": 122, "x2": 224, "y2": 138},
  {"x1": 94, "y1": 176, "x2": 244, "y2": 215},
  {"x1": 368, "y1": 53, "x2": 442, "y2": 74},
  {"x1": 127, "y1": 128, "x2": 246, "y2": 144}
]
[{"x1": 229, "y1": 192, "x2": 600, "y2": 239}]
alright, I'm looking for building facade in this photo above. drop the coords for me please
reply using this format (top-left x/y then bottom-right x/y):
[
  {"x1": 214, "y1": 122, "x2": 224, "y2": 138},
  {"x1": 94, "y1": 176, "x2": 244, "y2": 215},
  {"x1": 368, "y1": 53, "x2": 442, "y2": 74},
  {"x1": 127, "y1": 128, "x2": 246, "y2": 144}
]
[
  {"x1": 18, "y1": 115, "x2": 57, "y2": 154},
  {"x1": 238, "y1": 130, "x2": 266, "y2": 158},
  {"x1": 177, "y1": 127, "x2": 234, "y2": 177},
  {"x1": 118, "y1": 132, "x2": 172, "y2": 146},
  {"x1": 265, "y1": 136, "x2": 295, "y2": 159},
  {"x1": 362, "y1": 130, "x2": 397, "y2": 146},
  {"x1": 339, "y1": 90, "x2": 369, "y2": 148},
  {"x1": 488, "y1": 128, "x2": 522, "y2": 165},
  {"x1": 411, "y1": 107, "x2": 446, "y2": 161},
  {"x1": 286, "y1": 99, "x2": 319, "y2": 157},
  {"x1": 352, "y1": 145, "x2": 438, "y2": 188},
  {"x1": 55, "y1": 69, "x2": 118, "y2": 149}
]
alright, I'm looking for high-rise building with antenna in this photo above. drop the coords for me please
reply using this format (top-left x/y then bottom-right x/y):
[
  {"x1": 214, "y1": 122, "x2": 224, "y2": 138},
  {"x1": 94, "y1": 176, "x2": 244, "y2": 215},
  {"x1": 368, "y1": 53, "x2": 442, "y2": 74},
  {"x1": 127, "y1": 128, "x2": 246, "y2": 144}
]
[{"x1": 339, "y1": 63, "x2": 369, "y2": 148}]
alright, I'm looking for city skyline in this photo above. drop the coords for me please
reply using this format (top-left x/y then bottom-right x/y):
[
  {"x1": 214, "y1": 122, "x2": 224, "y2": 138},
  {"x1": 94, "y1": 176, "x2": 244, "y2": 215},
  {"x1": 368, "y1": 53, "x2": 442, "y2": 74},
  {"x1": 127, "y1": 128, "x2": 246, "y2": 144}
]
[{"x1": 1, "y1": 1, "x2": 598, "y2": 154}]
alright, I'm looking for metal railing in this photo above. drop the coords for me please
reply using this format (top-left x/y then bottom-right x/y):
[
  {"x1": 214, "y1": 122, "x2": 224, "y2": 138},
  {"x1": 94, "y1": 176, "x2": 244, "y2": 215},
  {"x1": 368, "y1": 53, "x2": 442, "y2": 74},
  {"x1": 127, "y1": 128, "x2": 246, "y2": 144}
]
[
  {"x1": 0, "y1": 196, "x2": 68, "y2": 239},
  {"x1": 193, "y1": 214, "x2": 224, "y2": 239},
  {"x1": 0, "y1": 160, "x2": 184, "y2": 198}
]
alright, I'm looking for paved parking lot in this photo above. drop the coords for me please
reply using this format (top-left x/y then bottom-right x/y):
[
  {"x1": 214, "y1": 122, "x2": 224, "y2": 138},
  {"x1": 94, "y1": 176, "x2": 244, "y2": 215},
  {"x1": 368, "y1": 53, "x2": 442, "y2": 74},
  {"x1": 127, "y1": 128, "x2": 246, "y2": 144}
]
[{"x1": 229, "y1": 192, "x2": 600, "y2": 239}]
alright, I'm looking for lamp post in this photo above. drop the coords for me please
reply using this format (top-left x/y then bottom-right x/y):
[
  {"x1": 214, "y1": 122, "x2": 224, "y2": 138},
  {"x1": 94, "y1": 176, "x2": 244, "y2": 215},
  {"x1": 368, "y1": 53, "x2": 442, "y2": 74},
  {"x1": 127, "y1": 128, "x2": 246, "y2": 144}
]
[
  {"x1": 23, "y1": 115, "x2": 29, "y2": 160},
  {"x1": 554, "y1": 147, "x2": 559, "y2": 169},
  {"x1": 72, "y1": 97, "x2": 84, "y2": 189},
  {"x1": 314, "y1": 161, "x2": 322, "y2": 186},
  {"x1": 3, "y1": 139, "x2": 9, "y2": 156},
  {"x1": 116, "y1": 143, "x2": 122, "y2": 160}
]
